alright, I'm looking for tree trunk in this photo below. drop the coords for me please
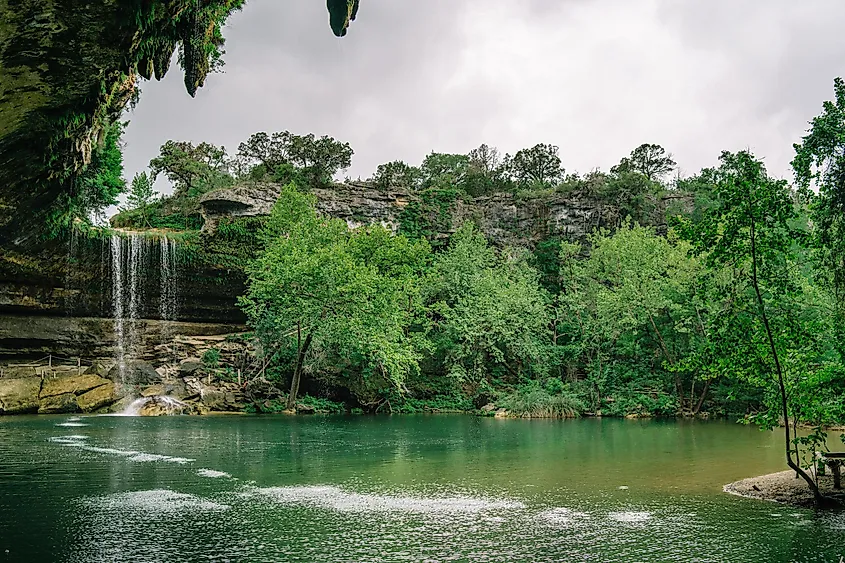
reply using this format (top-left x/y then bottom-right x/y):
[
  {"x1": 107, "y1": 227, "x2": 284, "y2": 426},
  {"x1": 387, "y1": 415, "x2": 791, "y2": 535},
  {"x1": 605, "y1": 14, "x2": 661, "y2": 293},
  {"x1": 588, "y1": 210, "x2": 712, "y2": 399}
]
[
  {"x1": 287, "y1": 325, "x2": 314, "y2": 411},
  {"x1": 647, "y1": 312, "x2": 684, "y2": 408},
  {"x1": 693, "y1": 378, "x2": 711, "y2": 415},
  {"x1": 749, "y1": 215, "x2": 823, "y2": 505}
]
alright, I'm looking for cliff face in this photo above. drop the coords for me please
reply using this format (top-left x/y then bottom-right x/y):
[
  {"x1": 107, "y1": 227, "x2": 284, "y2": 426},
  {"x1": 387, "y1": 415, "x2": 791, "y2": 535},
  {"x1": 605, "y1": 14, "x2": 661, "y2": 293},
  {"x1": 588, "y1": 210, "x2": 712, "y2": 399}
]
[
  {"x1": 201, "y1": 181, "x2": 686, "y2": 246},
  {"x1": 0, "y1": 236, "x2": 244, "y2": 323}
]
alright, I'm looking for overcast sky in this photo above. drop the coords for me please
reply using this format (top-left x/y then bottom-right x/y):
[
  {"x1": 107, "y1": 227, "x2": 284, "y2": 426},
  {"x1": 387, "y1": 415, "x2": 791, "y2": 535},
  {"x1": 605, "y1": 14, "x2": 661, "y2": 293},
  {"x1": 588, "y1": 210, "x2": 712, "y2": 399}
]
[{"x1": 119, "y1": 0, "x2": 845, "y2": 209}]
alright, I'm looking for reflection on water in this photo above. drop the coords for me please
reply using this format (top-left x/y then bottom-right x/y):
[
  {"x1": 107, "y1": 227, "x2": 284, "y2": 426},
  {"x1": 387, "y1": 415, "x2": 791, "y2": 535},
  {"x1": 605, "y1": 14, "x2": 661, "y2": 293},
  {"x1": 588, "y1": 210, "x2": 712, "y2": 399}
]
[{"x1": 0, "y1": 415, "x2": 843, "y2": 562}]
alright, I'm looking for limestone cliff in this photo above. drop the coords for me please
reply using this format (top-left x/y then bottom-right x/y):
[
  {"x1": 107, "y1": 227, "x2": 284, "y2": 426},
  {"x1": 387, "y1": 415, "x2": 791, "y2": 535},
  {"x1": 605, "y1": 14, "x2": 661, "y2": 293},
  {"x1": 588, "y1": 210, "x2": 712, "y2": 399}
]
[{"x1": 200, "y1": 181, "x2": 689, "y2": 247}]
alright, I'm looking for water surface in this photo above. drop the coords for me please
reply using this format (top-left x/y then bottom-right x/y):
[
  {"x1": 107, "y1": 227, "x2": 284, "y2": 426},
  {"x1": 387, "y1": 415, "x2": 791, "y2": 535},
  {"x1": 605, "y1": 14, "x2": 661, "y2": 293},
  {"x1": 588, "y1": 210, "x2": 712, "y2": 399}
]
[{"x1": 1, "y1": 415, "x2": 842, "y2": 562}]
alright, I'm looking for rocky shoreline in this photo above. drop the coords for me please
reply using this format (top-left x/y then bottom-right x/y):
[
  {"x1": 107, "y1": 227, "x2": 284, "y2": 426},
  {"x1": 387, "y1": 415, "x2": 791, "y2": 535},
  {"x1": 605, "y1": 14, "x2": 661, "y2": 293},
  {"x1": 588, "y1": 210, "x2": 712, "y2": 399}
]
[
  {"x1": 0, "y1": 358, "x2": 248, "y2": 416},
  {"x1": 724, "y1": 470, "x2": 845, "y2": 508}
]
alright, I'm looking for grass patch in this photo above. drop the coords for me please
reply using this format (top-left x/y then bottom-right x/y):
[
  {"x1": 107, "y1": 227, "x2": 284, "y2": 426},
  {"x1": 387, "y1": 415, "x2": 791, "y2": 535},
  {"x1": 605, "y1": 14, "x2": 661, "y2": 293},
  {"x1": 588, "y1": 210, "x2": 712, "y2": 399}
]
[{"x1": 498, "y1": 381, "x2": 584, "y2": 418}]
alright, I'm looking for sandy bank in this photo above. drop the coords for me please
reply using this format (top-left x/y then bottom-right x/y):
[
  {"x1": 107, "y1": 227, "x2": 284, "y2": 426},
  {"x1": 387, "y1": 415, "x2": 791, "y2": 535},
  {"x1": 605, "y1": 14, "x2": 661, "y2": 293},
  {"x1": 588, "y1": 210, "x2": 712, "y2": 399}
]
[{"x1": 724, "y1": 470, "x2": 845, "y2": 508}]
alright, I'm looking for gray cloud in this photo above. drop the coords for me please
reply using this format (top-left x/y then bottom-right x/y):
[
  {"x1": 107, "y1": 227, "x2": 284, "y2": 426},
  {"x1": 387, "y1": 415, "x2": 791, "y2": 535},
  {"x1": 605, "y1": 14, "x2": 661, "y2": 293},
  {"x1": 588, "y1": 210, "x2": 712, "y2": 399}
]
[{"x1": 119, "y1": 0, "x2": 845, "y2": 208}]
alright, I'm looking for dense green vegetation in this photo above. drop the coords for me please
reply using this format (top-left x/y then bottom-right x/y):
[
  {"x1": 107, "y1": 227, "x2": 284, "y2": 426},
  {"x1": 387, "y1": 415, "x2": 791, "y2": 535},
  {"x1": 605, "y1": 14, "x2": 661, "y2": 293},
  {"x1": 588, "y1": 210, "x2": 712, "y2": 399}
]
[{"x1": 108, "y1": 80, "x2": 845, "y2": 504}]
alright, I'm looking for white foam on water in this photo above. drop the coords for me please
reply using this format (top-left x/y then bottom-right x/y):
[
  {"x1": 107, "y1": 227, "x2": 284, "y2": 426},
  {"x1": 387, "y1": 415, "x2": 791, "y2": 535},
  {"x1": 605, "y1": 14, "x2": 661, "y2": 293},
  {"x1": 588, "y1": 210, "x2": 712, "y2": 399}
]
[
  {"x1": 254, "y1": 485, "x2": 525, "y2": 514},
  {"x1": 49, "y1": 435, "x2": 88, "y2": 443},
  {"x1": 66, "y1": 417, "x2": 81, "y2": 422},
  {"x1": 85, "y1": 446, "x2": 140, "y2": 457},
  {"x1": 82, "y1": 445, "x2": 194, "y2": 464},
  {"x1": 126, "y1": 453, "x2": 194, "y2": 464},
  {"x1": 85, "y1": 489, "x2": 229, "y2": 514},
  {"x1": 609, "y1": 511, "x2": 652, "y2": 523},
  {"x1": 538, "y1": 507, "x2": 590, "y2": 525},
  {"x1": 49, "y1": 439, "x2": 195, "y2": 465},
  {"x1": 197, "y1": 469, "x2": 231, "y2": 479},
  {"x1": 539, "y1": 507, "x2": 574, "y2": 524},
  {"x1": 48, "y1": 436, "x2": 88, "y2": 446},
  {"x1": 55, "y1": 422, "x2": 88, "y2": 427}
]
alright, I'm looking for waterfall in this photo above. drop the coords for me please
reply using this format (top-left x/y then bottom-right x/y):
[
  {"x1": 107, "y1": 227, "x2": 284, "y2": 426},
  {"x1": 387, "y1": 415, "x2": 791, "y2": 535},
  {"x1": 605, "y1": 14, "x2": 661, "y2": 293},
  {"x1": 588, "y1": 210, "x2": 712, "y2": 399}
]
[
  {"x1": 120, "y1": 395, "x2": 191, "y2": 416},
  {"x1": 109, "y1": 232, "x2": 179, "y2": 381},
  {"x1": 64, "y1": 225, "x2": 79, "y2": 316},
  {"x1": 159, "y1": 236, "x2": 178, "y2": 322},
  {"x1": 111, "y1": 235, "x2": 126, "y2": 379}
]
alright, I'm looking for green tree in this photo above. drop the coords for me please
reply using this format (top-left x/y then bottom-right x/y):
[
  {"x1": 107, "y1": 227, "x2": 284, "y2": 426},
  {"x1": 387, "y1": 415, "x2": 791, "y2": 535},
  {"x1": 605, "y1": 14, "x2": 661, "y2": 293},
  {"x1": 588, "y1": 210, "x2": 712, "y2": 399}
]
[
  {"x1": 505, "y1": 143, "x2": 564, "y2": 189},
  {"x1": 372, "y1": 160, "x2": 422, "y2": 191},
  {"x1": 240, "y1": 185, "x2": 424, "y2": 409},
  {"x1": 587, "y1": 222, "x2": 703, "y2": 411},
  {"x1": 601, "y1": 170, "x2": 663, "y2": 225},
  {"x1": 425, "y1": 224, "x2": 551, "y2": 385},
  {"x1": 73, "y1": 120, "x2": 127, "y2": 222},
  {"x1": 678, "y1": 150, "x2": 827, "y2": 504},
  {"x1": 464, "y1": 143, "x2": 507, "y2": 196},
  {"x1": 420, "y1": 152, "x2": 470, "y2": 189},
  {"x1": 237, "y1": 131, "x2": 353, "y2": 187},
  {"x1": 792, "y1": 77, "x2": 845, "y2": 359},
  {"x1": 612, "y1": 143, "x2": 677, "y2": 182},
  {"x1": 123, "y1": 172, "x2": 157, "y2": 227},
  {"x1": 150, "y1": 140, "x2": 232, "y2": 198}
]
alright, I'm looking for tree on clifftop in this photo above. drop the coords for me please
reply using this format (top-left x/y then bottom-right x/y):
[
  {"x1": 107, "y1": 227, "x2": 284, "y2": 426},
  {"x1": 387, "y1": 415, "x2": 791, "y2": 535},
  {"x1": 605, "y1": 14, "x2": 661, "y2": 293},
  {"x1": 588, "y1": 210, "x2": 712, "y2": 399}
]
[
  {"x1": 149, "y1": 140, "x2": 233, "y2": 198},
  {"x1": 612, "y1": 143, "x2": 677, "y2": 182},
  {"x1": 505, "y1": 143, "x2": 565, "y2": 189},
  {"x1": 122, "y1": 172, "x2": 158, "y2": 227},
  {"x1": 236, "y1": 131, "x2": 353, "y2": 187}
]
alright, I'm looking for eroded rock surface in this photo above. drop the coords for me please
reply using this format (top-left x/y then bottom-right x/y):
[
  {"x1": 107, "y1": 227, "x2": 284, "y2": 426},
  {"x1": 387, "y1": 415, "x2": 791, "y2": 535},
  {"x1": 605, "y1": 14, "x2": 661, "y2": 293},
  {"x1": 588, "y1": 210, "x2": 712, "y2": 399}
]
[{"x1": 0, "y1": 378, "x2": 41, "y2": 414}]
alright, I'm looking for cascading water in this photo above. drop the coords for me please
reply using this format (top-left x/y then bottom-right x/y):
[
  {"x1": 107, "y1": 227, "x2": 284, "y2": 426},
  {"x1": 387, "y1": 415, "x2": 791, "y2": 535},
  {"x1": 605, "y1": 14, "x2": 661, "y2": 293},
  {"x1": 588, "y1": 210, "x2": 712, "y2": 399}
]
[
  {"x1": 109, "y1": 232, "x2": 179, "y2": 383},
  {"x1": 110, "y1": 235, "x2": 126, "y2": 380},
  {"x1": 121, "y1": 395, "x2": 191, "y2": 416},
  {"x1": 159, "y1": 236, "x2": 178, "y2": 330}
]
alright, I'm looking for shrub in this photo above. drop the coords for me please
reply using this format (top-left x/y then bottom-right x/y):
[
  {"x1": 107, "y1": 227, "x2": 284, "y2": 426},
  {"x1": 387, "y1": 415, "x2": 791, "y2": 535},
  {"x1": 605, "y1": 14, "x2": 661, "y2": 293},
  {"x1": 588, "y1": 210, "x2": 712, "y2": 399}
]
[
  {"x1": 393, "y1": 394, "x2": 473, "y2": 414},
  {"x1": 499, "y1": 381, "x2": 584, "y2": 418},
  {"x1": 202, "y1": 348, "x2": 221, "y2": 369}
]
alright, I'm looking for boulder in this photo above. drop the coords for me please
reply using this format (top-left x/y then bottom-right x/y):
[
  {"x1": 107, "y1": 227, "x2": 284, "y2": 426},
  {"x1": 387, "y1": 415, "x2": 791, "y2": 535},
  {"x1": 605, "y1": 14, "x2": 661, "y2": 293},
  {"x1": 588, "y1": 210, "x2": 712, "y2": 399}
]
[
  {"x1": 106, "y1": 360, "x2": 160, "y2": 386},
  {"x1": 38, "y1": 393, "x2": 79, "y2": 414},
  {"x1": 481, "y1": 403, "x2": 496, "y2": 413},
  {"x1": 178, "y1": 359, "x2": 203, "y2": 376},
  {"x1": 200, "y1": 388, "x2": 227, "y2": 410},
  {"x1": 141, "y1": 384, "x2": 165, "y2": 397},
  {"x1": 296, "y1": 403, "x2": 316, "y2": 414},
  {"x1": 164, "y1": 379, "x2": 190, "y2": 400},
  {"x1": 137, "y1": 396, "x2": 194, "y2": 416},
  {"x1": 244, "y1": 378, "x2": 284, "y2": 404},
  {"x1": 83, "y1": 362, "x2": 109, "y2": 378},
  {"x1": 0, "y1": 377, "x2": 41, "y2": 414},
  {"x1": 77, "y1": 381, "x2": 117, "y2": 412},
  {"x1": 40, "y1": 374, "x2": 110, "y2": 398}
]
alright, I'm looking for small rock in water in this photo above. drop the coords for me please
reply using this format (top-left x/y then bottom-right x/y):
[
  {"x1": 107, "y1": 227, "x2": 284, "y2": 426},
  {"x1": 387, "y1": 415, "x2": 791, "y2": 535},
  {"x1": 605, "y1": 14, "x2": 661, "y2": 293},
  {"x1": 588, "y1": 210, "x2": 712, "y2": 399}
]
[{"x1": 618, "y1": 486, "x2": 629, "y2": 490}]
